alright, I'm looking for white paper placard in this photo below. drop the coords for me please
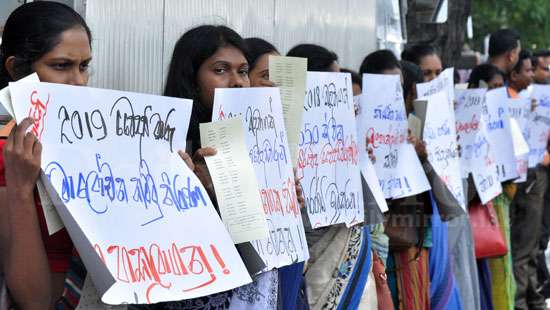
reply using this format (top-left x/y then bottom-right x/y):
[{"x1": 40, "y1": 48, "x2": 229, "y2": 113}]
[
  {"x1": 268, "y1": 56, "x2": 308, "y2": 166},
  {"x1": 212, "y1": 87, "x2": 309, "y2": 270},
  {"x1": 360, "y1": 158, "x2": 389, "y2": 212},
  {"x1": 510, "y1": 118, "x2": 530, "y2": 182},
  {"x1": 528, "y1": 85, "x2": 550, "y2": 167},
  {"x1": 422, "y1": 91, "x2": 465, "y2": 208},
  {"x1": 359, "y1": 74, "x2": 430, "y2": 199},
  {"x1": 0, "y1": 74, "x2": 63, "y2": 235},
  {"x1": 200, "y1": 117, "x2": 269, "y2": 245},
  {"x1": 297, "y1": 72, "x2": 365, "y2": 228},
  {"x1": 0, "y1": 73, "x2": 40, "y2": 118},
  {"x1": 507, "y1": 97, "x2": 531, "y2": 181},
  {"x1": 484, "y1": 87, "x2": 520, "y2": 182},
  {"x1": 454, "y1": 89, "x2": 502, "y2": 203},
  {"x1": 507, "y1": 97, "x2": 531, "y2": 137},
  {"x1": 416, "y1": 68, "x2": 455, "y2": 105},
  {"x1": 10, "y1": 82, "x2": 251, "y2": 305}
]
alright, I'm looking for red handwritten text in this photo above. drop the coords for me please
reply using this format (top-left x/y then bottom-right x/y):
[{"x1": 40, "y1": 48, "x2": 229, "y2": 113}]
[
  {"x1": 365, "y1": 127, "x2": 406, "y2": 149},
  {"x1": 28, "y1": 90, "x2": 50, "y2": 140},
  {"x1": 95, "y1": 242, "x2": 230, "y2": 304},
  {"x1": 260, "y1": 177, "x2": 300, "y2": 218},
  {"x1": 456, "y1": 114, "x2": 479, "y2": 134}
]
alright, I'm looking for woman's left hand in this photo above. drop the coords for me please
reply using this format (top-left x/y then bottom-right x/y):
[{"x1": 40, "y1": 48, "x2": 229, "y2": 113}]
[
  {"x1": 294, "y1": 168, "x2": 305, "y2": 209},
  {"x1": 366, "y1": 137, "x2": 376, "y2": 164},
  {"x1": 408, "y1": 129, "x2": 427, "y2": 163},
  {"x1": 178, "y1": 150, "x2": 195, "y2": 171}
]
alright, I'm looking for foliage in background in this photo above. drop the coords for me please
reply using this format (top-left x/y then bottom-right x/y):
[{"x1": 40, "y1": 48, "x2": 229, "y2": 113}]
[{"x1": 471, "y1": 0, "x2": 550, "y2": 52}]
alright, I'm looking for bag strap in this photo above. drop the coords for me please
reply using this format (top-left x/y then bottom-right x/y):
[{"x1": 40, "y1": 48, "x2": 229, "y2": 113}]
[{"x1": 483, "y1": 202, "x2": 498, "y2": 225}]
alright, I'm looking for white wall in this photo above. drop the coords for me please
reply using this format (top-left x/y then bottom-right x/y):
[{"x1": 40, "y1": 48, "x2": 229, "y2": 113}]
[
  {"x1": 0, "y1": 0, "x2": 23, "y2": 30},
  {"x1": 86, "y1": 0, "x2": 377, "y2": 94}
]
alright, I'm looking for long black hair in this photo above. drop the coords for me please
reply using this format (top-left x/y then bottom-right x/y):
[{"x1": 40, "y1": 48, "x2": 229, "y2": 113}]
[
  {"x1": 0, "y1": 1, "x2": 91, "y2": 88},
  {"x1": 468, "y1": 64, "x2": 503, "y2": 88},
  {"x1": 340, "y1": 68, "x2": 362, "y2": 89},
  {"x1": 400, "y1": 60, "x2": 424, "y2": 103},
  {"x1": 359, "y1": 49, "x2": 400, "y2": 75},
  {"x1": 244, "y1": 37, "x2": 278, "y2": 70},
  {"x1": 164, "y1": 25, "x2": 249, "y2": 152},
  {"x1": 401, "y1": 44, "x2": 438, "y2": 66},
  {"x1": 287, "y1": 44, "x2": 338, "y2": 72}
]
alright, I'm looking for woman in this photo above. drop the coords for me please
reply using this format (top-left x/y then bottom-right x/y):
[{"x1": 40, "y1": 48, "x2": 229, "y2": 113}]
[
  {"x1": 402, "y1": 58, "x2": 481, "y2": 310},
  {"x1": 287, "y1": 44, "x2": 339, "y2": 72},
  {"x1": 360, "y1": 51, "x2": 433, "y2": 310},
  {"x1": 401, "y1": 44, "x2": 443, "y2": 82},
  {"x1": 468, "y1": 64, "x2": 505, "y2": 89},
  {"x1": 287, "y1": 43, "x2": 374, "y2": 309},
  {"x1": 0, "y1": 2, "x2": 92, "y2": 308},
  {"x1": 245, "y1": 37, "x2": 279, "y2": 87},
  {"x1": 339, "y1": 68, "x2": 362, "y2": 96},
  {"x1": 468, "y1": 63, "x2": 514, "y2": 310},
  {"x1": 162, "y1": 25, "x2": 282, "y2": 310},
  {"x1": 401, "y1": 56, "x2": 467, "y2": 310},
  {"x1": 245, "y1": 36, "x2": 309, "y2": 310}
]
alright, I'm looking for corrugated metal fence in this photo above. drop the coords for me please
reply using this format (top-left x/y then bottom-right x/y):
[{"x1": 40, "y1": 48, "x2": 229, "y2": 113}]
[{"x1": 86, "y1": 0, "x2": 377, "y2": 94}]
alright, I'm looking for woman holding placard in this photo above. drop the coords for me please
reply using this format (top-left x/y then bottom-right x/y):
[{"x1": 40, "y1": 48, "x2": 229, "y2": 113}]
[
  {"x1": 245, "y1": 36, "x2": 309, "y2": 310},
  {"x1": 401, "y1": 44, "x2": 443, "y2": 82},
  {"x1": 0, "y1": 2, "x2": 92, "y2": 308},
  {"x1": 286, "y1": 43, "x2": 377, "y2": 309},
  {"x1": 162, "y1": 25, "x2": 280, "y2": 310}
]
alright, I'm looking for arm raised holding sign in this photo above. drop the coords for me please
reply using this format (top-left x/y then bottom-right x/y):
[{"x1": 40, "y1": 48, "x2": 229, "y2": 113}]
[
  {"x1": 1, "y1": 118, "x2": 51, "y2": 309},
  {"x1": 407, "y1": 128, "x2": 428, "y2": 163},
  {"x1": 0, "y1": 2, "x2": 93, "y2": 308}
]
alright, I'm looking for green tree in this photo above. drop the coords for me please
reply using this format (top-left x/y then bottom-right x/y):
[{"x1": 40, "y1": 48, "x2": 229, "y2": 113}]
[{"x1": 471, "y1": 0, "x2": 550, "y2": 51}]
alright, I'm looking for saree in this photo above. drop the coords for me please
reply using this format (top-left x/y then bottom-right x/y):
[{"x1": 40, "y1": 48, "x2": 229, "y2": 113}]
[
  {"x1": 477, "y1": 259, "x2": 494, "y2": 310},
  {"x1": 279, "y1": 262, "x2": 307, "y2": 310},
  {"x1": 304, "y1": 224, "x2": 372, "y2": 310},
  {"x1": 393, "y1": 247, "x2": 430, "y2": 310},
  {"x1": 428, "y1": 192, "x2": 462, "y2": 310},
  {"x1": 386, "y1": 254, "x2": 399, "y2": 309},
  {"x1": 447, "y1": 213, "x2": 481, "y2": 310},
  {"x1": 488, "y1": 193, "x2": 516, "y2": 310}
]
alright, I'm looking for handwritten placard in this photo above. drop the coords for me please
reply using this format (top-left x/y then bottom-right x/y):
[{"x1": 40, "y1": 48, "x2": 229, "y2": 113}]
[
  {"x1": 359, "y1": 74, "x2": 430, "y2": 199},
  {"x1": 10, "y1": 82, "x2": 251, "y2": 305},
  {"x1": 485, "y1": 88, "x2": 520, "y2": 182},
  {"x1": 212, "y1": 87, "x2": 309, "y2": 270},
  {"x1": 355, "y1": 93, "x2": 388, "y2": 212},
  {"x1": 0, "y1": 74, "x2": 63, "y2": 235},
  {"x1": 423, "y1": 91, "x2": 465, "y2": 207},
  {"x1": 506, "y1": 97, "x2": 531, "y2": 181},
  {"x1": 507, "y1": 97, "x2": 531, "y2": 136},
  {"x1": 510, "y1": 118, "x2": 530, "y2": 182},
  {"x1": 454, "y1": 89, "x2": 502, "y2": 203},
  {"x1": 528, "y1": 85, "x2": 550, "y2": 167},
  {"x1": 416, "y1": 68, "x2": 455, "y2": 105},
  {"x1": 296, "y1": 72, "x2": 364, "y2": 228}
]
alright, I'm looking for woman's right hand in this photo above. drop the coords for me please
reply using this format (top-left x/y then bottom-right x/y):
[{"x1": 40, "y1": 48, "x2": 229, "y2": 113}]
[{"x1": 4, "y1": 118, "x2": 42, "y2": 195}]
